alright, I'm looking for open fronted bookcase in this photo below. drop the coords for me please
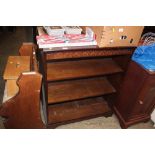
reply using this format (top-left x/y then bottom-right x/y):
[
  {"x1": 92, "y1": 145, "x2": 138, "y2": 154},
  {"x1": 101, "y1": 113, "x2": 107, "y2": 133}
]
[{"x1": 37, "y1": 46, "x2": 135, "y2": 128}]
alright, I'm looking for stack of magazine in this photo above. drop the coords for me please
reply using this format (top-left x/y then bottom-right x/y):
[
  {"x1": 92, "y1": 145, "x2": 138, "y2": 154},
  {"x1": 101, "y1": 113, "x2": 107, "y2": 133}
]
[
  {"x1": 44, "y1": 26, "x2": 65, "y2": 36},
  {"x1": 36, "y1": 27, "x2": 97, "y2": 48},
  {"x1": 62, "y1": 26, "x2": 82, "y2": 34},
  {"x1": 44, "y1": 26, "x2": 83, "y2": 35}
]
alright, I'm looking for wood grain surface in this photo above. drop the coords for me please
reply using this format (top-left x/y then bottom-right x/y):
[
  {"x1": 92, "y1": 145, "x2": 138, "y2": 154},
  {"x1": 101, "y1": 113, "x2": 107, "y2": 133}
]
[
  {"x1": 48, "y1": 77, "x2": 116, "y2": 104},
  {"x1": 47, "y1": 58, "x2": 123, "y2": 81},
  {"x1": 3, "y1": 56, "x2": 30, "y2": 80},
  {"x1": 48, "y1": 97, "x2": 112, "y2": 124}
]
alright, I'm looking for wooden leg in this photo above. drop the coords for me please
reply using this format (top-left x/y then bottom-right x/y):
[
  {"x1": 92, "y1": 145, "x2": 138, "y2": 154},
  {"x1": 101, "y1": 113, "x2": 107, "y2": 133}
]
[
  {"x1": 104, "y1": 111, "x2": 113, "y2": 118},
  {"x1": 143, "y1": 118, "x2": 150, "y2": 123}
]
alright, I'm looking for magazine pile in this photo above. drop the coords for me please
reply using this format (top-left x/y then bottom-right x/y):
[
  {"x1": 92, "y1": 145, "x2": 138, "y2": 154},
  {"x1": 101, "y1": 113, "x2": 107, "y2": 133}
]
[{"x1": 36, "y1": 27, "x2": 97, "y2": 49}]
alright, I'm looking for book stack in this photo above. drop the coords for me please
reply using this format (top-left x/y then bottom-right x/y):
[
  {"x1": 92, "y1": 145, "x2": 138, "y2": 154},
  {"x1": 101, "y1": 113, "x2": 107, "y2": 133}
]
[
  {"x1": 62, "y1": 26, "x2": 82, "y2": 34},
  {"x1": 44, "y1": 26, "x2": 83, "y2": 35},
  {"x1": 36, "y1": 27, "x2": 97, "y2": 49},
  {"x1": 44, "y1": 26, "x2": 65, "y2": 36}
]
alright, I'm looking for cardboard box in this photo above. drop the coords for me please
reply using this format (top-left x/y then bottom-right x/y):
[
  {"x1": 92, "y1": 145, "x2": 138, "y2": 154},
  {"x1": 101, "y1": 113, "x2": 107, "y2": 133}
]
[{"x1": 86, "y1": 26, "x2": 144, "y2": 47}]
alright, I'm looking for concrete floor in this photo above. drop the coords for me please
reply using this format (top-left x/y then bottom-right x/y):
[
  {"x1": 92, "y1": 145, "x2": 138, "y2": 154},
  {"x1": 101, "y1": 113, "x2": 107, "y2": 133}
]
[{"x1": 0, "y1": 27, "x2": 154, "y2": 129}]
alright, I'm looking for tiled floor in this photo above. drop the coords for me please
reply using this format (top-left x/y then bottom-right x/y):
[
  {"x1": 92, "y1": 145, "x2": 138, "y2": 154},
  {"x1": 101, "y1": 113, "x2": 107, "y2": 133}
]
[{"x1": 0, "y1": 27, "x2": 154, "y2": 129}]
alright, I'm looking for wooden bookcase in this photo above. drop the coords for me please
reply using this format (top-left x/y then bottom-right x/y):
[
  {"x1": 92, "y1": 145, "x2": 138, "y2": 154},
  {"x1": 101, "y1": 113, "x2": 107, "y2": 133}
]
[{"x1": 37, "y1": 47, "x2": 135, "y2": 128}]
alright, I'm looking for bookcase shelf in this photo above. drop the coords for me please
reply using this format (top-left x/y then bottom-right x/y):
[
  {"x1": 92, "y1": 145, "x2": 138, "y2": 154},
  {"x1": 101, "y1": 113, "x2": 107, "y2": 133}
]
[
  {"x1": 47, "y1": 58, "x2": 123, "y2": 82},
  {"x1": 48, "y1": 77, "x2": 116, "y2": 104},
  {"x1": 37, "y1": 46, "x2": 135, "y2": 128},
  {"x1": 48, "y1": 97, "x2": 111, "y2": 124}
]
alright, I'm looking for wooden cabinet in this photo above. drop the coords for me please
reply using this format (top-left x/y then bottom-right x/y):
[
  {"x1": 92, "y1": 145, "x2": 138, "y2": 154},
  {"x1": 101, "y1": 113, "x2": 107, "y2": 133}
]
[
  {"x1": 113, "y1": 61, "x2": 155, "y2": 128},
  {"x1": 37, "y1": 47, "x2": 135, "y2": 128}
]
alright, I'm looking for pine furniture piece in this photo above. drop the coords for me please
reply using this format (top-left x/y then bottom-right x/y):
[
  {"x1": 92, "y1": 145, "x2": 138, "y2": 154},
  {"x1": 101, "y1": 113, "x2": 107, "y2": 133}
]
[
  {"x1": 37, "y1": 46, "x2": 135, "y2": 128},
  {"x1": 113, "y1": 61, "x2": 155, "y2": 128},
  {"x1": 0, "y1": 43, "x2": 45, "y2": 129},
  {"x1": 0, "y1": 72, "x2": 44, "y2": 129},
  {"x1": 3, "y1": 56, "x2": 30, "y2": 99}
]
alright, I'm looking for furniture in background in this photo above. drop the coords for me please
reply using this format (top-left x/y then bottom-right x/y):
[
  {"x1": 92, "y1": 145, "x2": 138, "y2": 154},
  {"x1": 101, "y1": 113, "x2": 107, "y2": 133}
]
[
  {"x1": 0, "y1": 43, "x2": 45, "y2": 129},
  {"x1": 37, "y1": 46, "x2": 135, "y2": 128},
  {"x1": 114, "y1": 61, "x2": 155, "y2": 128}
]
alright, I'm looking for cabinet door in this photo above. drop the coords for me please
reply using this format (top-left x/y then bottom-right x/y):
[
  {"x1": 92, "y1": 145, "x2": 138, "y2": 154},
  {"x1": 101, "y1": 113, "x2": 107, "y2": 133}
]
[{"x1": 129, "y1": 76, "x2": 155, "y2": 119}]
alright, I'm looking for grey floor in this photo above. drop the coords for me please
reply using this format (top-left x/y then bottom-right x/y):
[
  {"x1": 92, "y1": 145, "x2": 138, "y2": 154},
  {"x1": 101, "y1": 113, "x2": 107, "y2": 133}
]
[{"x1": 0, "y1": 27, "x2": 154, "y2": 129}]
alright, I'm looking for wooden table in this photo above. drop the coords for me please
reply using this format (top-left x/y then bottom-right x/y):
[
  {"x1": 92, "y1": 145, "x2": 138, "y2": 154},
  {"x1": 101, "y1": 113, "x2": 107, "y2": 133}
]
[{"x1": 3, "y1": 56, "x2": 30, "y2": 99}]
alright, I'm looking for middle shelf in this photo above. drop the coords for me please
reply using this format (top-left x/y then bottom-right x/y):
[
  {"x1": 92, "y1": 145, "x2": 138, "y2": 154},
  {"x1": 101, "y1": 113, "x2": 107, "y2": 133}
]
[{"x1": 48, "y1": 77, "x2": 116, "y2": 104}]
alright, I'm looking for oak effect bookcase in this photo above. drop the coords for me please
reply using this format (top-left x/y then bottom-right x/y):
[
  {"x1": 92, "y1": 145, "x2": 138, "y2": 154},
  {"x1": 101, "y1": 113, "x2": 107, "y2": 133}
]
[{"x1": 37, "y1": 46, "x2": 135, "y2": 128}]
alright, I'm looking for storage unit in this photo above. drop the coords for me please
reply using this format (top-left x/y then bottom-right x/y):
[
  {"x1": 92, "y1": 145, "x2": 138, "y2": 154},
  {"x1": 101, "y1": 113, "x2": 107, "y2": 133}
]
[
  {"x1": 37, "y1": 46, "x2": 135, "y2": 128},
  {"x1": 113, "y1": 61, "x2": 155, "y2": 128}
]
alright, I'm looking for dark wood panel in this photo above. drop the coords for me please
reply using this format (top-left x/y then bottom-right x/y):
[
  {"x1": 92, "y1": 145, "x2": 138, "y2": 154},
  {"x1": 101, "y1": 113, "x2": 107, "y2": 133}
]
[
  {"x1": 113, "y1": 61, "x2": 155, "y2": 128},
  {"x1": 48, "y1": 77, "x2": 116, "y2": 104},
  {"x1": 114, "y1": 61, "x2": 147, "y2": 121},
  {"x1": 46, "y1": 47, "x2": 135, "y2": 60},
  {"x1": 48, "y1": 97, "x2": 112, "y2": 124},
  {"x1": 47, "y1": 58, "x2": 123, "y2": 81}
]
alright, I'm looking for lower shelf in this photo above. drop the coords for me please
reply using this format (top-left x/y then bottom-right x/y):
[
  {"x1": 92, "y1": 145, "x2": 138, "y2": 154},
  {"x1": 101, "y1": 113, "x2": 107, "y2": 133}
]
[{"x1": 47, "y1": 97, "x2": 112, "y2": 124}]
